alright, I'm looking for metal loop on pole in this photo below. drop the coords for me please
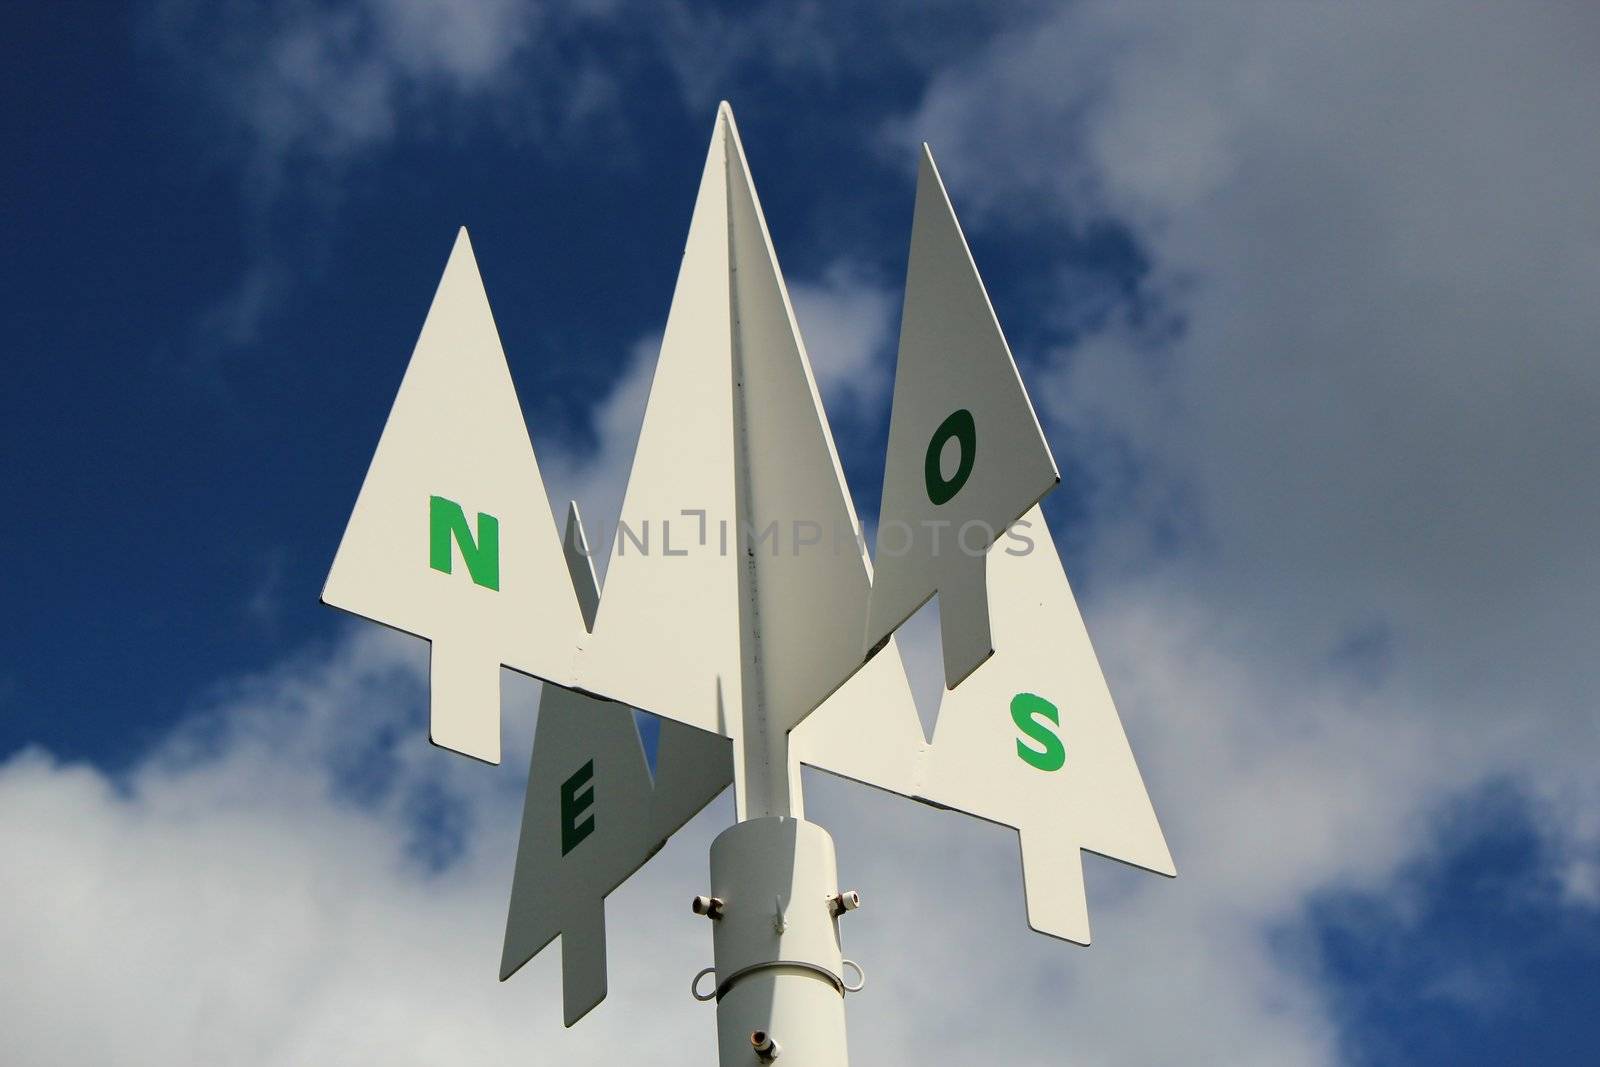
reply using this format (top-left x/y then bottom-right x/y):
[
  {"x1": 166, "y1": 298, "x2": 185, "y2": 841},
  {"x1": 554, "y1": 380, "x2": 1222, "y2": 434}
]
[
  {"x1": 691, "y1": 966, "x2": 719, "y2": 1002},
  {"x1": 841, "y1": 958, "x2": 866, "y2": 994},
  {"x1": 714, "y1": 960, "x2": 845, "y2": 1001}
]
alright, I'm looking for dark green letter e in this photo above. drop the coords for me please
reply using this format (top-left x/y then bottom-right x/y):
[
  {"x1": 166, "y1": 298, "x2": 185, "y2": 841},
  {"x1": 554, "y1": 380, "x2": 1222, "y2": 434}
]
[
  {"x1": 561, "y1": 760, "x2": 596, "y2": 856},
  {"x1": 429, "y1": 495, "x2": 500, "y2": 590}
]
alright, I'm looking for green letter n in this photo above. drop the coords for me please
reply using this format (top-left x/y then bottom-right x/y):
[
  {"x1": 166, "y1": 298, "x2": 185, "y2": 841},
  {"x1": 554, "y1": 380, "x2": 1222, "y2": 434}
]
[{"x1": 429, "y1": 495, "x2": 500, "y2": 590}]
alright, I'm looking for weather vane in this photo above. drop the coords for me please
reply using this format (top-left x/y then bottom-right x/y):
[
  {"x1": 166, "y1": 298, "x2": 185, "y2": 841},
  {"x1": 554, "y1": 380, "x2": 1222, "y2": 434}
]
[{"x1": 323, "y1": 102, "x2": 1173, "y2": 1066}]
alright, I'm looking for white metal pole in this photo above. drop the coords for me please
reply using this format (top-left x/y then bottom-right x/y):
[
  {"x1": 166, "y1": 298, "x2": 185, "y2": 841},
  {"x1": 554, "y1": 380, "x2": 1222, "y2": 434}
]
[
  {"x1": 701, "y1": 816, "x2": 853, "y2": 1066},
  {"x1": 709, "y1": 86, "x2": 859, "y2": 1066}
]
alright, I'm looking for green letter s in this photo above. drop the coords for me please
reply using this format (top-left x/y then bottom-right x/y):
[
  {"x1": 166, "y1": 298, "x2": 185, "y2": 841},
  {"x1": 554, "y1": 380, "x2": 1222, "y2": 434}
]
[{"x1": 1011, "y1": 692, "x2": 1066, "y2": 772}]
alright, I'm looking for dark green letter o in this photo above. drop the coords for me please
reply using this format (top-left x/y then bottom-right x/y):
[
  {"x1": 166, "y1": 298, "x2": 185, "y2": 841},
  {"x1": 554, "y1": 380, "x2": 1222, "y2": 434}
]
[{"x1": 924, "y1": 408, "x2": 977, "y2": 506}]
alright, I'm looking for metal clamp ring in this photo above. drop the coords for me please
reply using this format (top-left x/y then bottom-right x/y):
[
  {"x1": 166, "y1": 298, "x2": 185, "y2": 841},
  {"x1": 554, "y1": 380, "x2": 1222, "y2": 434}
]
[
  {"x1": 691, "y1": 966, "x2": 718, "y2": 1002},
  {"x1": 715, "y1": 960, "x2": 844, "y2": 1001},
  {"x1": 841, "y1": 958, "x2": 866, "y2": 994}
]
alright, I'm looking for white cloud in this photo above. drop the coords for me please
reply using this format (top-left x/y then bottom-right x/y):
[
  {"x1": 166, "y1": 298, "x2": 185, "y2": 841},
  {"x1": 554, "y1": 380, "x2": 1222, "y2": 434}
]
[
  {"x1": 790, "y1": 262, "x2": 897, "y2": 420},
  {"x1": 153, "y1": 0, "x2": 531, "y2": 172},
  {"x1": 1, "y1": 623, "x2": 1350, "y2": 1065},
  {"x1": 904, "y1": 0, "x2": 1600, "y2": 798},
  {"x1": 144, "y1": 0, "x2": 890, "y2": 362},
  {"x1": 907, "y1": 2, "x2": 1600, "y2": 703},
  {"x1": 144, "y1": 0, "x2": 567, "y2": 356},
  {"x1": 0, "y1": 629, "x2": 728, "y2": 1065},
  {"x1": 539, "y1": 333, "x2": 660, "y2": 571},
  {"x1": 142, "y1": 0, "x2": 641, "y2": 207},
  {"x1": 881, "y1": 0, "x2": 1600, "y2": 1053},
  {"x1": 650, "y1": 3, "x2": 857, "y2": 114}
]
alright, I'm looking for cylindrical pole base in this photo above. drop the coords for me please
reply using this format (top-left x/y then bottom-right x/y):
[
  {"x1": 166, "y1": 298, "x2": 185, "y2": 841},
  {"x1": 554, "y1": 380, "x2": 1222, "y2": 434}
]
[{"x1": 708, "y1": 817, "x2": 850, "y2": 1066}]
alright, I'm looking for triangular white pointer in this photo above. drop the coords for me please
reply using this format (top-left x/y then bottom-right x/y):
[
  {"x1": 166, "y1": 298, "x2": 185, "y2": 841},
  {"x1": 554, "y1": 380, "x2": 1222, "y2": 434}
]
[
  {"x1": 577, "y1": 104, "x2": 875, "y2": 817},
  {"x1": 324, "y1": 112, "x2": 1170, "y2": 976},
  {"x1": 322, "y1": 229, "x2": 585, "y2": 765},
  {"x1": 501, "y1": 503, "x2": 731, "y2": 1025},
  {"x1": 794, "y1": 506, "x2": 1173, "y2": 945},
  {"x1": 865, "y1": 146, "x2": 1059, "y2": 690}
]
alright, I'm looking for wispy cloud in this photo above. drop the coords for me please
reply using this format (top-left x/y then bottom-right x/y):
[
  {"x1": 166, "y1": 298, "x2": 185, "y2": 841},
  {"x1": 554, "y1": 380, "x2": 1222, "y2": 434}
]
[
  {"x1": 146, "y1": 0, "x2": 563, "y2": 191},
  {"x1": 790, "y1": 262, "x2": 897, "y2": 420},
  {"x1": 142, "y1": 0, "x2": 625, "y2": 366}
]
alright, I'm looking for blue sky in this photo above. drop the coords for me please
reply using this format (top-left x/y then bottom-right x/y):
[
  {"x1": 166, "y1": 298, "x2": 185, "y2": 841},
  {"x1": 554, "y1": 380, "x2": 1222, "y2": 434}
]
[{"x1": 3, "y1": 2, "x2": 1598, "y2": 1063}]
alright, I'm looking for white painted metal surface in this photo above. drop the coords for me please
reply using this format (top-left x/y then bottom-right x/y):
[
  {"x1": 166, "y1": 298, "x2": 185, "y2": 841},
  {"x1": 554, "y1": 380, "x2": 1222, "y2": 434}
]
[
  {"x1": 865, "y1": 146, "x2": 1060, "y2": 690},
  {"x1": 322, "y1": 229, "x2": 584, "y2": 764},
  {"x1": 501, "y1": 504, "x2": 731, "y2": 1025},
  {"x1": 500, "y1": 683, "x2": 732, "y2": 1024},
  {"x1": 784, "y1": 638, "x2": 923, "y2": 820},
  {"x1": 707, "y1": 818, "x2": 851, "y2": 1066},
  {"x1": 578, "y1": 104, "x2": 875, "y2": 819},
  {"x1": 794, "y1": 506, "x2": 1173, "y2": 944},
  {"x1": 575, "y1": 118, "x2": 741, "y2": 742}
]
